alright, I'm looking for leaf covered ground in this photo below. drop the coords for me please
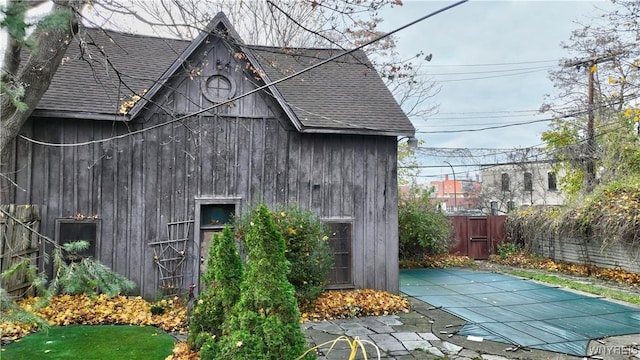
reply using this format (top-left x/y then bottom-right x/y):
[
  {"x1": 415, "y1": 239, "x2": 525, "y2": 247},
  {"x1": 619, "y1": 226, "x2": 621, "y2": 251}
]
[
  {"x1": 300, "y1": 289, "x2": 410, "y2": 322},
  {"x1": 488, "y1": 252, "x2": 640, "y2": 286},
  {"x1": 1, "y1": 294, "x2": 188, "y2": 342},
  {"x1": 400, "y1": 252, "x2": 640, "y2": 288},
  {"x1": 399, "y1": 254, "x2": 476, "y2": 269},
  {"x1": 1, "y1": 289, "x2": 410, "y2": 349}
]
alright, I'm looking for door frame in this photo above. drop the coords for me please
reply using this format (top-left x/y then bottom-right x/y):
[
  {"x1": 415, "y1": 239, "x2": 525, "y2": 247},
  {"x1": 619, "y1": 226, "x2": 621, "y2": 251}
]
[{"x1": 193, "y1": 197, "x2": 242, "y2": 294}]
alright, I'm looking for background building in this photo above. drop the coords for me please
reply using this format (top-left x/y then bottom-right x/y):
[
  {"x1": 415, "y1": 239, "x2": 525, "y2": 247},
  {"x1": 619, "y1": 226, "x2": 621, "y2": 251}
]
[
  {"x1": 429, "y1": 174, "x2": 482, "y2": 214},
  {"x1": 479, "y1": 160, "x2": 565, "y2": 214}
]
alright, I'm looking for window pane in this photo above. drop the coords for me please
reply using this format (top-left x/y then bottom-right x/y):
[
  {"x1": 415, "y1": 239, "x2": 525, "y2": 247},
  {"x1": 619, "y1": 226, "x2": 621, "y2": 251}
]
[
  {"x1": 201, "y1": 204, "x2": 235, "y2": 226},
  {"x1": 501, "y1": 173, "x2": 510, "y2": 192},
  {"x1": 548, "y1": 172, "x2": 557, "y2": 191},
  {"x1": 58, "y1": 221, "x2": 99, "y2": 258},
  {"x1": 524, "y1": 172, "x2": 533, "y2": 192},
  {"x1": 326, "y1": 222, "x2": 352, "y2": 285}
]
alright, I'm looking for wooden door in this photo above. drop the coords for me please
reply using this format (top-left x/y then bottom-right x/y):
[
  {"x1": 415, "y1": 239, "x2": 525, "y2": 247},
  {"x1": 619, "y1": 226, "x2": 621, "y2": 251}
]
[{"x1": 467, "y1": 217, "x2": 490, "y2": 259}]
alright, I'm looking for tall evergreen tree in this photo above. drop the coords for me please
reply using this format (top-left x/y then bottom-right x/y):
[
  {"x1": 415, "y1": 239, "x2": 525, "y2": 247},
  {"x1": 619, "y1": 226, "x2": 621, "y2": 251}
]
[
  {"x1": 189, "y1": 226, "x2": 243, "y2": 350},
  {"x1": 213, "y1": 205, "x2": 311, "y2": 360}
]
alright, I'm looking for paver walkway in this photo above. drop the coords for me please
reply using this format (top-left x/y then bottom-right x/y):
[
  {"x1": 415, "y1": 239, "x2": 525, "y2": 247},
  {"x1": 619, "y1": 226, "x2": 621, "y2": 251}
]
[
  {"x1": 303, "y1": 295, "x2": 640, "y2": 359},
  {"x1": 304, "y1": 316, "x2": 470, "y2": 359}
]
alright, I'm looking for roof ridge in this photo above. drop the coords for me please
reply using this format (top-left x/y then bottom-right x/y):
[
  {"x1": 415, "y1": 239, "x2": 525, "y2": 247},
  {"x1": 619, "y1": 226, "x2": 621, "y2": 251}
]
[
  {"x1": 78, "y1": 25, "x2": 190, "y2": 43},
  {"x1": 78, "y1": 27, "x2": 351, "y2": 51},
  {"x1": 246, "y1": 44, "x2": 355, "y2": 52}
]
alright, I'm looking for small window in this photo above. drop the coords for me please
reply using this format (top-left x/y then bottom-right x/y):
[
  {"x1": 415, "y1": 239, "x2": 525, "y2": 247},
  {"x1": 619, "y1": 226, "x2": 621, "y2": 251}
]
[
  {"x1": 524, "y1": 172, "x2": 533, "y2": 192},
  {"x1": 200, "y1": 204, "x2": 235, "y2": 228},
  {"x1": 490, "y1": 201, "x2": 498, "y2": 216},
  {"x1": 56, "y1": 219, "x2": 101, "y2": 259},
  {"x1": 325, "y1": 222, "x2": 352, "y2": 287},
  {"x1": 548, "y1": 172, "x2": 557, "y2": 191},
  {"x1": 201, "y1": 74, "x2": 236, "y2": 103},
  {"x1": 501, "y1": 173, "x2": 510, "y2": 192}
]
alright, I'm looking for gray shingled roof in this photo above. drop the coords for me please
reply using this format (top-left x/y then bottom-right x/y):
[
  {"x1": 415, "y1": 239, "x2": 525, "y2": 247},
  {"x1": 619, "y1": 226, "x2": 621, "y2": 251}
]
[
  {"x1": 34, "y1": 28, "x2": 188, "y2": 117},
  {"x1": 34, "y1": 18, "x2": 414, "y2": 136},
  {"x1": 249, "y1": 46, "x2": 415, "y2": 136}
]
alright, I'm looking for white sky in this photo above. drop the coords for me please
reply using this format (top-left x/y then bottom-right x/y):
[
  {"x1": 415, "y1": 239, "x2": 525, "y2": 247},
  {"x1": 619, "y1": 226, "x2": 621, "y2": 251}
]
[{"x1": 379, "y1": 0, "x2": 615, "y2": 179}]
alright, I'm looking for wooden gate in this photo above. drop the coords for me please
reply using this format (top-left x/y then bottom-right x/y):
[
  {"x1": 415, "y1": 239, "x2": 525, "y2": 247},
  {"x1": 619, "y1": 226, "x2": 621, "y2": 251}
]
[
  {"x1": 449, "y1": 216, "x2": 507, "y2": 259},
  {"x1": 0, "y1": 205, "x2": 41, "y2": 297}
]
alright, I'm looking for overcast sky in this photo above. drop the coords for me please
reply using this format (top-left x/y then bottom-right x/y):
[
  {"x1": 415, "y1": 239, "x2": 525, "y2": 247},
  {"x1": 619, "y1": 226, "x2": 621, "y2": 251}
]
[
  {"x1": 1, "y1": 0, "x2": 617, "y2": 180},
  {"x1": 379, "y1": 0, "x2": 615, "y2": 180}
]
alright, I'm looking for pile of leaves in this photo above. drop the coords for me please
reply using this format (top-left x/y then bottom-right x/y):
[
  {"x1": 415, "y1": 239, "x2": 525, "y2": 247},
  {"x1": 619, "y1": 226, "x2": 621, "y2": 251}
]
[
  {"x1": 399, "y1": 254, "x2": 475, "y2": 269},
  {"x1": 489, "y1": 252, "x2": 640, "y2": 286},
  {"x1": 1, "y1": 294, "x2": 188, "y2": 342},
  {"x1": 301, "y1": 289, "x2": 410, "y2": 322},
  {"x1": 167, "y1": 342, "x2": 200, "y2": 360}
]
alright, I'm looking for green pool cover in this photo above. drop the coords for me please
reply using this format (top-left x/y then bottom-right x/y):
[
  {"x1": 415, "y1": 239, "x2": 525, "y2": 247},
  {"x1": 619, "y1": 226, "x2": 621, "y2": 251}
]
[{"x1": 400, "y1": 269, "x2": 640, "y2": 356}]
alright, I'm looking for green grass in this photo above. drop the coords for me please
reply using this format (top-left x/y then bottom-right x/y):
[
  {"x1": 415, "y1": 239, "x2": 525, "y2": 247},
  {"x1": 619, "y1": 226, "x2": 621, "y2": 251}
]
[
  {"x1": 1, "y1": 325, "x2": 175, "y2": 359},
  {"x1": 504, "y1": 269, "x2": 640, "y2": 305}
]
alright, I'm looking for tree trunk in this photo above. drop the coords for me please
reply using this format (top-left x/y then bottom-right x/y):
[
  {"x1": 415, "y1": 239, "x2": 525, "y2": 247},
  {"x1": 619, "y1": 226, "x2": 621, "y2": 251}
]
[{"x1": 0, "y1": 0, "x2": 82, "y2": 160}]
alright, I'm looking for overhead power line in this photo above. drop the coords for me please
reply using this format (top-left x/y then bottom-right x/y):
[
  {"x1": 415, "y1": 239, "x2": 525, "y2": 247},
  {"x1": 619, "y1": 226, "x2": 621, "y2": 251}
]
[
  {"x1": 434, "y1": 68, "x2": 549, "y2": 83},
  {"x1": 424, "y1": 59, "x2": 559, "y2": 67},
  {"x1": 417, "y1": 117, "x2": 552, "y2": 133},
  {"x1": 424, "y1": 65, "x2": 554, "y2": 76}
]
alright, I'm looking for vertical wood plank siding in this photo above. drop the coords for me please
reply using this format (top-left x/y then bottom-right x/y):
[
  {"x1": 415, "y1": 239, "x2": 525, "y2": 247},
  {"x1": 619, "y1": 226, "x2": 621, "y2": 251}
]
[
  {"x1": 10, "y1": 35, "x2": 400, "y2": 297},
  {"x1": 15, "y1": 114, "x2": 399, "y2": 297}
]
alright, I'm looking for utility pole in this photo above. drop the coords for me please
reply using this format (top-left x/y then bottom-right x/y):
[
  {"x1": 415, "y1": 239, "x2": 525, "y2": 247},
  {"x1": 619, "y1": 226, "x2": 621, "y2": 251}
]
[
  {"x1": 564, "y1": 53, "x2": 618, "y2": 193},
  {"x1": 444, "y1": 161, "x2": 457, "y2": 213}
]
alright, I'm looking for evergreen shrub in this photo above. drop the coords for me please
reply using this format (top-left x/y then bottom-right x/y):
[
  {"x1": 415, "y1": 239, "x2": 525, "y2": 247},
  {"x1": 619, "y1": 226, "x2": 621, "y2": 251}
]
[
  {"x1": 188, "y1": 226, "x2": 243, "y2": 350},
  {"x1": 212, "y1": 205, "x2": 313, "y2": 360}
]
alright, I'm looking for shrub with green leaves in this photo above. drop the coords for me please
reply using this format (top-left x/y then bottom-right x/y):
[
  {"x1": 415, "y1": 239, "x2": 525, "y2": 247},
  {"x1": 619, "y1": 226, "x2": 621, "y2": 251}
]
[
  {"x1": 189, "y1": 226, "x2": 243, "y2": 350},
  {"x1": 209, "y1": 205, "x2": 312, "y2": 360},
  {"x1": 496, "y1": 242, "x2": 522, "y2": 260},
  {"x1": 398, "y1": 186, "x2": 453, "y2": 260},
  {"x1": 235, "y1": 205, "x2": 333, "y2": 307}
]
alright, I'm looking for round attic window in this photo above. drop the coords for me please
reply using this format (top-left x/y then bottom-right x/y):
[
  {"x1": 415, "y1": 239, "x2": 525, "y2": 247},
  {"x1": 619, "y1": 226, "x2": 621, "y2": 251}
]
[{"x1": 201, "y1": 74, "x2": 236, "y2": 103}]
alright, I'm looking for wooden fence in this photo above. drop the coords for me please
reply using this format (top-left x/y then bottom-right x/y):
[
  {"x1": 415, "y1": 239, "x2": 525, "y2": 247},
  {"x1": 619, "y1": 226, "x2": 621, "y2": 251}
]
[
  {"x1": 0, "y1": 205, "x2": 41, "y2": 297},
  {"x1": 449, "y1": 216, "x2": 508, "y2": 259}
]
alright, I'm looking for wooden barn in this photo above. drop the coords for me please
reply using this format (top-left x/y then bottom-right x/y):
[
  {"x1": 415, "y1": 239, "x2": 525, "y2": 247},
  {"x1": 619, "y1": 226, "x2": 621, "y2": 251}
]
[{"x1": 1, "y1": 13, "x2": 415, "y2": 299}]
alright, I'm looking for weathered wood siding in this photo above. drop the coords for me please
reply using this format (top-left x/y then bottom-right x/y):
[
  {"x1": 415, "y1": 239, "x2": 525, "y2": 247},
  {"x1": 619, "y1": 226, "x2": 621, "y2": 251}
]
[
  {"x1": 0, "y1": 205, "x2": 41, "y2": 297},
  {"x1": 8, "y1": 34, "x2": 400, "y2": 297}
]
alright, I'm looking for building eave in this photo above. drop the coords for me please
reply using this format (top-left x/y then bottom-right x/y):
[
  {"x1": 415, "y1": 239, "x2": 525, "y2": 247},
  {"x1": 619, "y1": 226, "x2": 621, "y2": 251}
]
[{"x1": 31, "y1": 109, "x2": 130, "y2": 122}]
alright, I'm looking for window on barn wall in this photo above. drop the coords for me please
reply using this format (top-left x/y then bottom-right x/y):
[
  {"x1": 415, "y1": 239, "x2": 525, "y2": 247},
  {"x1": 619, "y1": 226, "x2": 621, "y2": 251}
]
[
  {"x1": 548, "y1": 172, "x2": 557, "y2": 191},
  {"x1": 323, "y1": 221, "x2": 353, "y2": 288},
  {"x1": 524, "y1": 172, "x2": 533, "y2": 192},
  {"x1": 501, "y1": 173, "x2": 510, "y2": 192},
  {"x1": 200, "y1": 204, "x2": 235, "y2": 228},
  {"x1": 55, "y1": 219, "x2": 101, "y2": 259}
]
